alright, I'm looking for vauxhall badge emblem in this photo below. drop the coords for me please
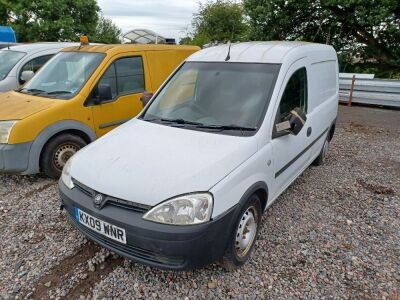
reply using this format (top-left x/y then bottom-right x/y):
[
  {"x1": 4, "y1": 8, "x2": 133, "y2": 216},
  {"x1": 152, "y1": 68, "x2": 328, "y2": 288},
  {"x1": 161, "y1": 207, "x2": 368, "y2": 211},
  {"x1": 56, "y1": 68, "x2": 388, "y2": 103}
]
[{"x1": 94, "y1": 193, "x2": 103, "y2": 206}]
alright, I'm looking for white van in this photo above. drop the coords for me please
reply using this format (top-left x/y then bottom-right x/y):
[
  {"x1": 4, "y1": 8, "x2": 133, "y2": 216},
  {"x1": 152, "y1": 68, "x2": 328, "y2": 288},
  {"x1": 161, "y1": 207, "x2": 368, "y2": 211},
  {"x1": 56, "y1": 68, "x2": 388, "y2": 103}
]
[
  {"x1": 59, "y1": 42, "x2": 338, "y2": 270},
  {"x1": 0, "y1": 42, "x2": 78, "y2": 92}
]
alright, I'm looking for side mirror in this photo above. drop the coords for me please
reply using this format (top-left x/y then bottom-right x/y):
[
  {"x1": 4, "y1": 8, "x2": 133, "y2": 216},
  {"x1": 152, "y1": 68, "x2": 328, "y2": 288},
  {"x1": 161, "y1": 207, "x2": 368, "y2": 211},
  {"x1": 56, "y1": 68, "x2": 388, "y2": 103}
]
[
  {"x1": 97, "y1": 84, "x2": 112, "y2": 104},
  {"x1": 274, "y1": 107, "x2": 307, "y2": 137},
  {"x1": 288, "y1": 108, "x2": 307, "y2": 135},
  {"x1": 20, "y1": 70, "x2": 35, "y2": 83},
  {"x1": 140, "y1": 91, "x2": 153, "y2": 107}
]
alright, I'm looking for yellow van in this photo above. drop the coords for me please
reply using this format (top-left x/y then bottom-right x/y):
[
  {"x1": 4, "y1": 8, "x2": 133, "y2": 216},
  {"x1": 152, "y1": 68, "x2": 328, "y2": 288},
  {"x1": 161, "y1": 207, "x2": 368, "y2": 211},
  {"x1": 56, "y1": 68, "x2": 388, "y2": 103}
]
[{"x1": 0, "y1": 43, "x2": 199, "y2": 178}]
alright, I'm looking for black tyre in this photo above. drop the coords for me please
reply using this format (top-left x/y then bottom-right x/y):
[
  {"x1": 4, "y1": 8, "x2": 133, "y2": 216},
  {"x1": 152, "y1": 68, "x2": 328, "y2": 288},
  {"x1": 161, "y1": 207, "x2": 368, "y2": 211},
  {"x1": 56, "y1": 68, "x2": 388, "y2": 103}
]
[
  {"x1": 40, "y1": 134, "x2": 87, "y2": 179},
  {"x1": 312, "y1": 136, "x2": 329, "y2": 166},
  {"x1": 221, "y1": 194, "x2": 262, "y2": 271}
]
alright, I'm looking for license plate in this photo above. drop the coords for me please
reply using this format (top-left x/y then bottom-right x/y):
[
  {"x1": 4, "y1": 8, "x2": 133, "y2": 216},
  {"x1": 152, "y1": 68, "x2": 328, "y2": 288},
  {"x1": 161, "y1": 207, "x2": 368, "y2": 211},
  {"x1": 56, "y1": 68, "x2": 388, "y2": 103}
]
[{"x1": 74, "y1": 207, "x2": 126, "y2": 244}]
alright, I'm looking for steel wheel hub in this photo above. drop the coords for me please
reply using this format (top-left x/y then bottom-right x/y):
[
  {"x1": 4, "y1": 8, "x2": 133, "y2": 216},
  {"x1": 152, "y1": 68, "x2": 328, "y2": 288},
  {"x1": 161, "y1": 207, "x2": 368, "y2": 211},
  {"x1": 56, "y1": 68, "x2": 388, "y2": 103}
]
[
  {"x1": 235, "y1": 207, "x2": 258, "y2": 257},
  {"x1": 54, "y1": 144, "x2": 78, "y2": 170},
  {"x1": 322, "y1": 140, "x2": 329, "y2": 160}
]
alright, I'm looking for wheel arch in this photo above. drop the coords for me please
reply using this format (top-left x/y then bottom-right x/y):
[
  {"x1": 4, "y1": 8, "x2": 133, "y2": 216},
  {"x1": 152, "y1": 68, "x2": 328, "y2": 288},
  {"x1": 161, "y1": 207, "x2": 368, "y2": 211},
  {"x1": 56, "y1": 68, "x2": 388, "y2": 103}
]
[
  {"x1": 237, "y1": 181, "x2": 269, "y2": 213},
  {"x1": 328, "y1": 118, "x2": 336, "y2": 142},
  {"x1": 221, "y1": 181, "x2": 269, "y2": 234},
  {"x1": 23, "y1": 120, "x2": 97, "y2": 175}
]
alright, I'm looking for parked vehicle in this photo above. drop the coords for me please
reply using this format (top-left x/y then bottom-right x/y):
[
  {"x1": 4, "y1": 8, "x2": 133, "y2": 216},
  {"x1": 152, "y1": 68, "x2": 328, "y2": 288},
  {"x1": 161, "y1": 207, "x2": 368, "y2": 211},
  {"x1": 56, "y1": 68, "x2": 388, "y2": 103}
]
[
  {"x1": 0, "y1": 43, "x2": 80, "y2": 92},
  {"x1": 0, "y1": 43, "x2": 199, "y2": 178},
  {"x1": 59, "y1": 41, "x2": 338, "y2": 270}
]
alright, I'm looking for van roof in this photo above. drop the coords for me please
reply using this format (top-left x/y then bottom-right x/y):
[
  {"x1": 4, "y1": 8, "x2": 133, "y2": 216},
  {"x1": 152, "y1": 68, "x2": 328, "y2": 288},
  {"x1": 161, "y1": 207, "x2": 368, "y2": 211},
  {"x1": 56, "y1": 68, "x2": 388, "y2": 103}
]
[
  {"x1": 3, "y1": 42, "x2": 79, "y2": 53},
  {"x1": 187, "y1": 41, "x2": 336, "y2": 64},
  {"x1": 62, "y1": 44, "x2": 200, "y2": 55}
]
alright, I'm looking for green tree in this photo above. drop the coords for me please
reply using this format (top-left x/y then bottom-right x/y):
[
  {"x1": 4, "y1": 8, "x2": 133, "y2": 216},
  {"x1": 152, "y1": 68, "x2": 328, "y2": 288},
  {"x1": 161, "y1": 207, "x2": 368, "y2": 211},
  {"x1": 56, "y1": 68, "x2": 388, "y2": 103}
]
[
  {"x1": 185, "y1": 0, "x2": 249, "y2": 46},
  {"x1": 243, "y1": 0, "x2": 400, "y2": 75},
  {"x1": 92, "y1": 15, "x2": 121, "y2": 44},
  {"x1": 0, "y1": 0, "x2": 100, "y2": 42},
  {"x1": 0, "y1": 3, "x2": 7, "y2": 22}
]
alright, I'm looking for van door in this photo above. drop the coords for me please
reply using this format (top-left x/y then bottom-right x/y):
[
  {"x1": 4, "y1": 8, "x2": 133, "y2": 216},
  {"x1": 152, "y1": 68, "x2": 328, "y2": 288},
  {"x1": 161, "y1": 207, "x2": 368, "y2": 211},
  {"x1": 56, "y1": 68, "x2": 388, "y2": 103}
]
[
  {"x1": 270, "y1": 64, "x2": 311, "y2": 198},
  {"x1": 306, "y1": 60, "x2": 338, "y2": 161},
  {"x1": 88, "y1": 53, "x2": 150, "y2": 136}
]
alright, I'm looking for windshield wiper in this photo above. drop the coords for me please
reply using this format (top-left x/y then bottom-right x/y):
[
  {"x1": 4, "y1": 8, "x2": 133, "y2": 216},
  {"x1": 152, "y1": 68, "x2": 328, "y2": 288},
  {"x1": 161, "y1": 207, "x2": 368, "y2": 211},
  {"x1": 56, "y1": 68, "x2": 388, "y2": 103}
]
[
  {"x1": 19, "y1": 88, "x2": 46, "y2": 94},
  {"x1": 46, "y1": 90, "x2": 72, "y2": 95},
  {"x1": 160, "y1": 118, "x2": 203, "y2": 126},
  {"x1": 196, "y1": 124, "x2": 257, "y2": 131}
]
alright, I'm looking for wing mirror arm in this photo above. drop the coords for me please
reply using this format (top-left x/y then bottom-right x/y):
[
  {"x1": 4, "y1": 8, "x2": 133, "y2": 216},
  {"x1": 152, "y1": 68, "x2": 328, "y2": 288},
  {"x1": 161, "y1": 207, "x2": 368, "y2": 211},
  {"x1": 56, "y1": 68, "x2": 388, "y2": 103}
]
[{"x1": 140, "y1": 91, "x2": 154, "y2": 107}]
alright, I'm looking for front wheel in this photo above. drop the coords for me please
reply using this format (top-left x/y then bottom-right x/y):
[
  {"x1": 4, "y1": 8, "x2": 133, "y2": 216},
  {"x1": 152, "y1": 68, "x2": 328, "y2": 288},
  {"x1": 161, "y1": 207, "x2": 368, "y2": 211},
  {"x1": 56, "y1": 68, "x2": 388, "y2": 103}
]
[
  {"x1": 40, "y1": 134, "x2": 87, "y2": 179},
  {"x1": 221, "y1": 194, "x2": 262, "y2": 271}
]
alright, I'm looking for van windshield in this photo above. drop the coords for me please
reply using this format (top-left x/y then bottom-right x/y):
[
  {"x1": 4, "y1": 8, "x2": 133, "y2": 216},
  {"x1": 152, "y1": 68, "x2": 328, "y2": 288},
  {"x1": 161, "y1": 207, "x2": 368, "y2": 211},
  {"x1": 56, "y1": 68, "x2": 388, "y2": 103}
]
[
  {"x1": 141, "y1": 62, "x2": 280, "y2": 135},
  {"x1": 0, "y1": 50, "x2": 26, "y2": 81},
  {"x1": 19, "y1": 52, "x2": 105, "y2": 99}
]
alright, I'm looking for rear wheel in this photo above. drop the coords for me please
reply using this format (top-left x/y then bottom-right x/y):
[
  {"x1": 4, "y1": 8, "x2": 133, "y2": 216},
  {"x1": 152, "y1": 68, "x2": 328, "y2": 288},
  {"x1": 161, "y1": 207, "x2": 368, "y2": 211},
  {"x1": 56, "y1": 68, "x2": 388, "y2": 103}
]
[
  {"x1": 40, "y1": 134, "x2": 87, "y2": 179},
  {"x1": 221, "y1": 194, "x2": 262, "y2": 271},
  {"x1": 312, "y1": 137, "x2": 329, "y2": 166}
]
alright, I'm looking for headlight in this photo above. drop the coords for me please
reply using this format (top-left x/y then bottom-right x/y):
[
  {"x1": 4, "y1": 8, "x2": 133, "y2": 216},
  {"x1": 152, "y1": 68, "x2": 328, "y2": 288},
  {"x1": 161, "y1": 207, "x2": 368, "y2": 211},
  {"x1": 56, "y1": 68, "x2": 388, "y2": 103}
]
[
  {"x1": 0, "y1": 120, "x2": 17, "y2": 144},
  {"x1": 61, "y1": 158, "x2": 75, "y2": 189},
  {"x1": 143, "y1": 193, "x2": 213, "y2": 225}
]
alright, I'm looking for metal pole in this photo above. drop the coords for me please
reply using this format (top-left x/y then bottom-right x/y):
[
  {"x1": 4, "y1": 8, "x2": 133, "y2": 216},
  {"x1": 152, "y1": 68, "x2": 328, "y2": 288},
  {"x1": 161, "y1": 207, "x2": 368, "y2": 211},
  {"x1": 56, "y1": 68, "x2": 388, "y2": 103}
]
[{"x1": 348, "y1": 75, "x2": 356, "y2": 107}]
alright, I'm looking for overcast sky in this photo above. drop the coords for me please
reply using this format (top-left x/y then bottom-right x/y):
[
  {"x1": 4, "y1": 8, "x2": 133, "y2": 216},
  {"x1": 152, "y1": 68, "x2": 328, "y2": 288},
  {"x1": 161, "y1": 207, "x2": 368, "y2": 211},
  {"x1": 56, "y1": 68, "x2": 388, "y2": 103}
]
[{"x1": 97, "y1": 0, "x2": 205, "y2": 41}]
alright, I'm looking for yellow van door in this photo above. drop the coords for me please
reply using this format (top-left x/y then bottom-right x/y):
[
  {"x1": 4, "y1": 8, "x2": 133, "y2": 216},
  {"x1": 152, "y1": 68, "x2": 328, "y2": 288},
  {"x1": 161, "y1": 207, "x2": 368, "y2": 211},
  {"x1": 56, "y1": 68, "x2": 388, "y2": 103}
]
[{"x1": 88, "y1": 53, "x2": 151, "y2": 136}]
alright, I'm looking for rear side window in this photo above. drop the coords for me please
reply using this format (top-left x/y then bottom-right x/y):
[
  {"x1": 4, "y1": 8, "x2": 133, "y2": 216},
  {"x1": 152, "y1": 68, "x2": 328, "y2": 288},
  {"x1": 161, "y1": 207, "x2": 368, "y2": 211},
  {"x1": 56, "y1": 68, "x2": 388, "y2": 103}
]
[{"x1": 277, "y1": 67, "x2": 308, "y2": 121}]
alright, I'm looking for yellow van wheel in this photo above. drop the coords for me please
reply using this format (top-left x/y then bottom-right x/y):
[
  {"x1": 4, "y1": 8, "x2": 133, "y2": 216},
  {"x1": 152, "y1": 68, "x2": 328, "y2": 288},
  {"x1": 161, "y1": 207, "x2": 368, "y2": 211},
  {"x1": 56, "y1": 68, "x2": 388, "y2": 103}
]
[{"x1": 40, "y1": 133, "x2": 87, "y2": 179}]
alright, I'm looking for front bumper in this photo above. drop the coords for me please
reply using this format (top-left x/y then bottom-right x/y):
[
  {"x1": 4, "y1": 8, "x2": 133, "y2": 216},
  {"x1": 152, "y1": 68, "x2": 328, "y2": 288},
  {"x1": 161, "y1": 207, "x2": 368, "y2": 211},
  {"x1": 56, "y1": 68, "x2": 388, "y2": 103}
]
[
  {"x1": 0, "y1": 142, "x2": 32, "y2": 173},
  {"x1": 59, "y1": 180, "x2": 237, "y2": 270}
]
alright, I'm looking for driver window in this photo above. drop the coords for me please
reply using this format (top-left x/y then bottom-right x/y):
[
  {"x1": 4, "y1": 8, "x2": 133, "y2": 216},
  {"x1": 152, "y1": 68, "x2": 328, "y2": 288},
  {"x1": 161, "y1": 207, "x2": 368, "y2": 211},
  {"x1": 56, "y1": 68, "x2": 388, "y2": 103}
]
[
  {"x1": 89, "y1": 56, "x2": 144, "y2": 104},
  {"x1": 19, "y1": 54, "x2": 53, "y2": 83},
  {"x1": 99, "y1": 64, "x2": 118, "y2": 99},
  {"x1": 277, "y1": 67, "x2": 308, "y2": 122},
  {"x1": 115, "y1": 57, "x2": 144, "y2": 95}
]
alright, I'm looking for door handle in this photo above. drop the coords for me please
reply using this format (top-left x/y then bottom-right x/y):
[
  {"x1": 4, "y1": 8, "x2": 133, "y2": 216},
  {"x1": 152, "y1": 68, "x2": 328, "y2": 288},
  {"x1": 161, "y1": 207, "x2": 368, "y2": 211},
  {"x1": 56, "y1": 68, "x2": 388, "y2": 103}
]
[{"x1": 307, "y1": 127, "x2": 312, "y2": 137}]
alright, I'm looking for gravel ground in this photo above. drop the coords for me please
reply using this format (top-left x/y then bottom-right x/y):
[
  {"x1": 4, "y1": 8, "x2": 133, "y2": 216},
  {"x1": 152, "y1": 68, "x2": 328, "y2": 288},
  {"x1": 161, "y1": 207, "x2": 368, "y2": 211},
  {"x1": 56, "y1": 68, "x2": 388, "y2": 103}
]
[{"x1": 0, "y1": 105, "x2": 399, "y2": 299}]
